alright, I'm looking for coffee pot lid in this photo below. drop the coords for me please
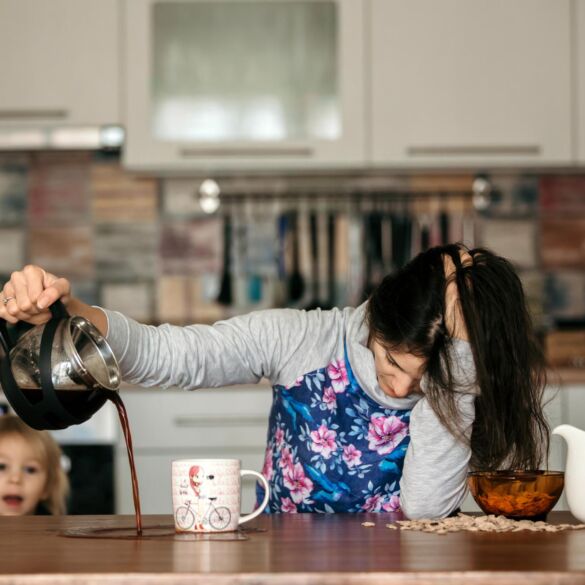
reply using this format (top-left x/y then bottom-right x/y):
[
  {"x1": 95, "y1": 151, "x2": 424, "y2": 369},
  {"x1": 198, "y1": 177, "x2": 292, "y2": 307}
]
[{"x1": 65, "y1": 316, "x2": 120, "y2": 391}]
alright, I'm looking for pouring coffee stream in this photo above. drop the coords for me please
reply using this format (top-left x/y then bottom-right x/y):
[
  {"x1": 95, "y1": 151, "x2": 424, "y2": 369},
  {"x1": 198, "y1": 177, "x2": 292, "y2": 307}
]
[{"x1": 0, "y1": 300, "x2": 143, "y2": 535}]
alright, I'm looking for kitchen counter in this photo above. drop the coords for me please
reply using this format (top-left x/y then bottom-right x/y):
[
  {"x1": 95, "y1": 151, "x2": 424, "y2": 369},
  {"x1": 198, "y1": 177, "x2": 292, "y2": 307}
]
[{"x1": 1, "y1": 512, "x2": 585, "y2": 584}]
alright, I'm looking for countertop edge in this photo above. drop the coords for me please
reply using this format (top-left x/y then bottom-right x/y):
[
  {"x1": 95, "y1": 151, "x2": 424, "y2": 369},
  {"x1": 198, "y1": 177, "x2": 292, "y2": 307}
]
[{"x1": 2, "y1": 572, "x2": 585, "y2": 585}]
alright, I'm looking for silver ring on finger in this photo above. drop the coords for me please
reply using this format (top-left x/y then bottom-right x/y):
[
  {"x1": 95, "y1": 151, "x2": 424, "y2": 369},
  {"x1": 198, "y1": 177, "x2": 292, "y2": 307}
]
[{"x1": 1, "y1": 296, "x2": 15, "y2": 305}]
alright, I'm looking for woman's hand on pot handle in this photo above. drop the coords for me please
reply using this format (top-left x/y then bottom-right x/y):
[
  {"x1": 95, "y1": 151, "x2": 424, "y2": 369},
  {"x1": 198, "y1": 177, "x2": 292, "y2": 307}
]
[
  {"x1": 0, "y1": 265, "x2": 107, "y2": 335},
  {"x1": 1, "y1": 265, "x2": 71, "y2": 325}
]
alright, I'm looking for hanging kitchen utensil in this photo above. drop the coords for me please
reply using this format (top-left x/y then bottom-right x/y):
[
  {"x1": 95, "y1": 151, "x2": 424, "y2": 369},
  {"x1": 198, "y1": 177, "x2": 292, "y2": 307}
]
[
  {"x1": 439, "y1": 209, "x2": 450, "y2": 245},
  {"x1": 420, "y1": 214, "x2": 431, "y2": 251},
  {"x1": 244, "y1": 197, "x2": 264, "y2": 305},
  {"x1": 381, "y1": 200, "x2": 393, "y2": 274},
  {"x1": 217, "y1": 205, "x2": 233, "y2": 306},
  {"x1": 0, "y1": 300, "x2": 120, "y2": 430},
  {"x1": 360, "y1": 211, "x2": 383, "y2": 302},
  {"x1": 287, "y1": 209, "x2": 305, "y2": 303},
  {"x1": 325, "y1": 210, "x2": 336, "y2": 309},
  {"x1": 347, "y1": 195, "x2": 364, "y2": 306},
  {"x1": 303, "y1": 209, "x2": 322, "y2": 310},
  {"x1": 391, "y1": 211, "x2": 412, "y2": 270}
]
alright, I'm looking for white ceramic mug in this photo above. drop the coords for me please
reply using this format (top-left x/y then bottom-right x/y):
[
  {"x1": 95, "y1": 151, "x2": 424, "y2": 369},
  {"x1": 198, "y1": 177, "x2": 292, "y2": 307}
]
[{"x1": 171, "y1": 458, "x2": 270, "y2": 533}]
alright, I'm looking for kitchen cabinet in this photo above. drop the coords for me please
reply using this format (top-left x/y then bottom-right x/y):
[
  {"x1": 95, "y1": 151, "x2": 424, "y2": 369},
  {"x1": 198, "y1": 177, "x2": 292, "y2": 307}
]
[
  {"x1": 115, "y1": 386, "x2": 272, "y2": 514},
  {"x1": 577, "y1": 0, "x2": 585, "y2": 163},
  {"x1": 0, "y1": 0, "x2": 120, "y2": 127},
  {"x1": 369, "y1": 0, "x2": 572, "y2": 167},
  {"x1": 122, "y1": 0, "x2": 366, "y2": 171}
]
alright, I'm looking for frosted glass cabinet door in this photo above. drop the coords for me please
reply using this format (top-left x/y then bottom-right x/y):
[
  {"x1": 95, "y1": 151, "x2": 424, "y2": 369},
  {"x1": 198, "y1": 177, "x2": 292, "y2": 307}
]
[
  {"x1": 370, "y1": 0, "x2": 572, "y2": 167},
  {"x1": 0, "y1": 0, "x2": 120, "y2": 126},
  {"x1": 123, "y1": 0, "x2": 366, "y2": 171}
]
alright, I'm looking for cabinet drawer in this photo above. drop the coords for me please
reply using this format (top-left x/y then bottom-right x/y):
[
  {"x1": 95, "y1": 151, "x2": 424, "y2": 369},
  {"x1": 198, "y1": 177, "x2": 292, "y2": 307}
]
[{"x1": 117, "y1": 386, "x2": 272, "y2": 449}]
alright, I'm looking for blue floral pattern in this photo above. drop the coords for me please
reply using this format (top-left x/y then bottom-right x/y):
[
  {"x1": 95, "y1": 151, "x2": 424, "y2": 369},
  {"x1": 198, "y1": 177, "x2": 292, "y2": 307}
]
[{"x1": 257, "y1": 346, "x2": 411, "y2": 513}]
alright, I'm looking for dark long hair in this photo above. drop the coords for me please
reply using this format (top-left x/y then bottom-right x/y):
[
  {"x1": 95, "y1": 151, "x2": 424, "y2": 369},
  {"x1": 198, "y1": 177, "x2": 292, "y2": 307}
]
[{"x1": 366, "y1": 243, "x2": 549, "y2": 471}]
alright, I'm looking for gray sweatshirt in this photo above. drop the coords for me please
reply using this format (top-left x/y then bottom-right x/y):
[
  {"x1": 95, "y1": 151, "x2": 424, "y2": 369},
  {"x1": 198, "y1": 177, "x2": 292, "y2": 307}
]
[{"x1": 103, "y1": 302, "x2": 477, "y2": 519}]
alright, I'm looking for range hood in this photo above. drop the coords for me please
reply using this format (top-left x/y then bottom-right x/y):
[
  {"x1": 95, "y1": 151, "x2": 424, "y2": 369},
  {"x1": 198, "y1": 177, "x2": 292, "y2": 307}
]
[{"x1": 0, "y1": 125, "x2": 124, "y2": 150}]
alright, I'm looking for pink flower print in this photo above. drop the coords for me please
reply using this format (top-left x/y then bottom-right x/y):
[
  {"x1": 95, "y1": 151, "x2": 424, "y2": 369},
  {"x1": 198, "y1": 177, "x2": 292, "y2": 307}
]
[
  {"x1": 283, "y1": 462, "x2": 314, "y2": 504},
  {"x1": 327, "y1": 359, "x2": 349, "y2": 393},
  {"x1": 278, "y1": 446, "x2": 294, "y2": 471},
  {"x1": 310, "y1": 424, "x2": 338, "y2": 459},
  {"x1": 367, "y1": 415, "x2": 408, "y2": 455},
  {"x1": 363, "y1": 493, "x2": 383, "y2": 512},
  {"x1": 342, "y1": 444, "x2": 362, "y2": 468},
  {"x1": 285, "y1": 375, "x2": 304, "y2": 389},
  {"x1": 281, "y1": 497, "x2": 298, "y2": 513},
  {"x1": 323, "y1": 386, "x2": 337, "y2": 411},
  {"x1": 261, "y1": 447, "x2": 274, "y2": 481},
  {"x1": 274, "y1": 427, "x2": 285, "y2": 447},
  {"x1": 382, "y1": 495, "x2": 401, "y2": 512}
]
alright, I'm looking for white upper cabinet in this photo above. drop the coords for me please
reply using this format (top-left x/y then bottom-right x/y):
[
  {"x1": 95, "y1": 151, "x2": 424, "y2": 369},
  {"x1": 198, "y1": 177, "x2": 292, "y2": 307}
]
[
  {"x1": 577, "y1": 0, "x2": 585, "y2": 164},
  {"x1": 369, "y1": 0, "x2": 572, "y2": 167},
  {"x1": 123, "y1": 0, "x2": 366, "y2": 171},
  {"x1": 0, "y1": 0, "x2": 120, "y2": 126}
]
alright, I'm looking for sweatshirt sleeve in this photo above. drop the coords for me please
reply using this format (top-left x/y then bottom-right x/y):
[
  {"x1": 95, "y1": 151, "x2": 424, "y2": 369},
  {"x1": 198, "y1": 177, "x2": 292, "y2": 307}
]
[
  {"x1": 399, "y1": 339, "x2": 477, "y2": 519},
  {"x1": 102, "y1": 307, "x2": 339, "y2": 390}
]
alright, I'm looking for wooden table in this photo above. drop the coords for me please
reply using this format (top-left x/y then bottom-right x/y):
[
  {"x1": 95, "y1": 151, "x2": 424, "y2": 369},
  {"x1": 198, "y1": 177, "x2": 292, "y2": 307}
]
[{"x1": 2, "y1": 512, "x2": 585, "y2": 584}]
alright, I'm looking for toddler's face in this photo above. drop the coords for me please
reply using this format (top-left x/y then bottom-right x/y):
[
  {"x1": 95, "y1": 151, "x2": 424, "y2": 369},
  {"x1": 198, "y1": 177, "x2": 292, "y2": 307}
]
[
  {"x1": 0, "y1": 433, "x2": 48, "y2": 516},
  {"x1": 369, "y1": 340, "x2": 426, "y2": 399}
]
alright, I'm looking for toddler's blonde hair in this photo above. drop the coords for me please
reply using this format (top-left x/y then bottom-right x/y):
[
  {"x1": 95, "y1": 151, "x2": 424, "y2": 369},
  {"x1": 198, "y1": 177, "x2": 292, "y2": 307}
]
[{"x1": 0, "y1": 415, "x2": 69, "y2": 515}]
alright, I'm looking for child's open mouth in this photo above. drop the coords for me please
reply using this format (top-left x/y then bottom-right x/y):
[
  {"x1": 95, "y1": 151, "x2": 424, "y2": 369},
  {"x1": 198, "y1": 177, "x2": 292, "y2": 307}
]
[{"x1": 3, "y1": 495, "x2": 24, "y2": 507}]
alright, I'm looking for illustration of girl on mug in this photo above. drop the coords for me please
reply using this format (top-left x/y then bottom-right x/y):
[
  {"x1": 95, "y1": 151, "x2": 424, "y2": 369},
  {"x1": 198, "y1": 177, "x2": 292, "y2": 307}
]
[{"x1": 189, "y1": 465, "x2": 206, "y2": 529}]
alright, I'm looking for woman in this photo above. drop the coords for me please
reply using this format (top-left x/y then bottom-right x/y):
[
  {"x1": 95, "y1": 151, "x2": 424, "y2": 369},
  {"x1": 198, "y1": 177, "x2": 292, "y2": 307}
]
[{"x1": 0, "y1": 244, "x2": 548, "y2": 518}]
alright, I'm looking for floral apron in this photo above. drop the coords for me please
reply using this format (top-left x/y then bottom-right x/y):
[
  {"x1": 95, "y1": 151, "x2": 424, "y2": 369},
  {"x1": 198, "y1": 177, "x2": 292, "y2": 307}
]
[{"x1": 257, "y1": 344, "x2": 412, "y2": 513}]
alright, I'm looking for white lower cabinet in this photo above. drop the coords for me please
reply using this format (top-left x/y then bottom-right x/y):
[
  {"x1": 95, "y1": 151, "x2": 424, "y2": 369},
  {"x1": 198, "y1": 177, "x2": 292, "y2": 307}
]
[{"x1": 115, "y1": 386, "x2": 272, "y2": 515}]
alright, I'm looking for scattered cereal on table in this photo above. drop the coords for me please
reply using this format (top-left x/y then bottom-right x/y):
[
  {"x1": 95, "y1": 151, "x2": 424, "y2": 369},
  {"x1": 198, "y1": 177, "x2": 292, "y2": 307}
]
[
  {"x1": 393, "y1": 513, "x2": 585, "y2": 534},
  {"x1": 361, "y1": 522, "x2": 376, "y2": 527}
]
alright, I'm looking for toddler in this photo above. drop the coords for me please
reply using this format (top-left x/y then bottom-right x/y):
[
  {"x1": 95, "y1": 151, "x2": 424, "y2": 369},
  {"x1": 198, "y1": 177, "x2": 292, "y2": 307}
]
[{"x1": 0, "y1": 415, "x2": 69, "y2": 515}]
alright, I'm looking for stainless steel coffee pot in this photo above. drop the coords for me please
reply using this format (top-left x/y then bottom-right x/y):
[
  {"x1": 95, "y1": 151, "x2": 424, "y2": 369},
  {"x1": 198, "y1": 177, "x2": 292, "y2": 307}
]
[{"x1": 0, "y1": 300, "x2": 120, "y2": 430}]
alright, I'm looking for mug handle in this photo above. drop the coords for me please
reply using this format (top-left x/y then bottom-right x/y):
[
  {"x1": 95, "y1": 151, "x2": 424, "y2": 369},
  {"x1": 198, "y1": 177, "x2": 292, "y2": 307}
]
[{"x1": 238, "y1": 470, "x2": 270, "y2": 525}]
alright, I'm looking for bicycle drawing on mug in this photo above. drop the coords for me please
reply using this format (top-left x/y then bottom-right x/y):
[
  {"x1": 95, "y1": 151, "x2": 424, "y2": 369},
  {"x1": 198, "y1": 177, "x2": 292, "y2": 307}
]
[{"x1": 175, "y1": 496, "x2": 232, "y2": 531}]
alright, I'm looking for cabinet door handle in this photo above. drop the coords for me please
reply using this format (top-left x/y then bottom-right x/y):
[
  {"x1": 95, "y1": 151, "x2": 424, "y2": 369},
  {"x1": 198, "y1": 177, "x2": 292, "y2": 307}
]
[
  {"x1": 173, "y1": 416, "x2": 267, "y2": 428},
  {"x1": 179, "y1": 146, "x2": 313, "y2": 158},
  {"x1": 0, "y1": 109, "x2": 69, "y2": 120},
  {"x1": 406, "y1": 145, "x2": 541, "y2": 157}
]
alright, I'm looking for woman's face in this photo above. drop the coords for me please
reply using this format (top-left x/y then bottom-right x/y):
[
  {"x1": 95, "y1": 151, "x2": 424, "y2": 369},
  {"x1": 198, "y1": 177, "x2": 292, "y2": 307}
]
[
  {"x1": 369, "y1": 339, "x2": 426, "y2": 399},
  {"x1": 0, "y1": 433, "x2": 48, "y2": 516}
]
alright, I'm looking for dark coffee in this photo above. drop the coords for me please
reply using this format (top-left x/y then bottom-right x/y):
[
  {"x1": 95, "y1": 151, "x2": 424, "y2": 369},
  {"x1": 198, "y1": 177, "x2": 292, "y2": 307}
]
[
  {"x1": 110, "y1": 393, "x2": 142, "y2": 536},
  {"x1": 21, "y1": 388, "x2": 143, "y2": 535},
  {"x1": 20, "y1": 388, "x2": 110, "y2": 426}
]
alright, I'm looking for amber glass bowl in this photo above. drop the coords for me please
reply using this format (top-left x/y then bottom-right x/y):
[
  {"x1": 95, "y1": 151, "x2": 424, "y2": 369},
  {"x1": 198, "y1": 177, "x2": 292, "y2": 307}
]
[{"x1": 468, "y1": 470, "x2": 564, "y2": 521}]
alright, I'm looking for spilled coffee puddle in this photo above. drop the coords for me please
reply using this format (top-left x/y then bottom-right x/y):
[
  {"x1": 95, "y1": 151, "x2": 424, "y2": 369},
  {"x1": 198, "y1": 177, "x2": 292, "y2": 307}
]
[{"x1": 59, "y1": 524, "x2": 264, "y2": 541}]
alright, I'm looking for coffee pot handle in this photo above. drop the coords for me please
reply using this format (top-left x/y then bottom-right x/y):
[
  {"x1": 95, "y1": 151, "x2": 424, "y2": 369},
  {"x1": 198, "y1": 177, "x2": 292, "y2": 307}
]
[
  {"x1": 0, "y1": 299, "x2": 69, "y2": 353},
  {"x1": 0, "y1": 319, "x2": 10, "y2": 354},
  {"x1": 49, "y1": 299, "x2": 69, "y2": 320},
  {"x1": 0, "y1": 296, "x2": 81, "y2": 430}
]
